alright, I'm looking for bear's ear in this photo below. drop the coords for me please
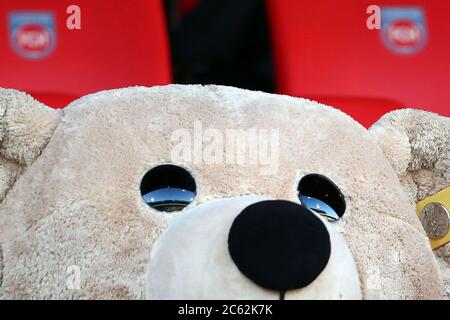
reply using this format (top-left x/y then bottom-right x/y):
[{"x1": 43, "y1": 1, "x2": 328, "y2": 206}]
[
  {"x1": 0, "y1": 88, "x2": 61, "y2": 201},
  {"x1": 369, "y1": 109, "x2": 449, "y2": 202}
]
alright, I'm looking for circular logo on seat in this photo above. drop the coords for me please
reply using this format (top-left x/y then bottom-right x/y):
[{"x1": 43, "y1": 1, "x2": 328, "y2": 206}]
[
  {"x1": 380, "y1": 7, "x2": 427, "y2": 55},
  {"x1": 9, "y1": 12, "x2": 57, "y2": 60}
]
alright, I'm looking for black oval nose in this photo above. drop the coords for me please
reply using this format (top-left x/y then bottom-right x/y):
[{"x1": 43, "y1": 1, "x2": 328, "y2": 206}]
[{"x1": 228, "y1": 200, "x2": 331, "y2": 292}]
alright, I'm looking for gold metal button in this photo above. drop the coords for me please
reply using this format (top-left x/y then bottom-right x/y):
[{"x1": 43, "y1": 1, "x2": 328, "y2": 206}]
[{"x1": 419, "y1": 202, "x2": 450, "y2": 239}]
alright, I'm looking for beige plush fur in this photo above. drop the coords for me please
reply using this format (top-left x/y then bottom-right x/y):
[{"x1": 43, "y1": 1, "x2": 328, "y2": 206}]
[
  {"x1": 369, "y1": 109, "x2": 449, "y2": 203},
  {"x1": 436, "y1": 245, "x2": 450, "y2": 298},
  {"x1": 370, "y1": 109, "x2": 450, "y2": 298},
  {"x1": 0, "y1": 89, "x2": 60, "y2": 201},
  {"x1": 0, "y1": 85, "x2": 445, "y2": 299}
]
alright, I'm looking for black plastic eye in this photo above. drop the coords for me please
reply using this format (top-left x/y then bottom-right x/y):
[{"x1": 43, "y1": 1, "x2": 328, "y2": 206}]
[
  {"x1": 297, "y1": 174, "x2": 346, "y2": 222},
  {"x1": 140, "y1": 165, "x2": 196, "y2": 212}
]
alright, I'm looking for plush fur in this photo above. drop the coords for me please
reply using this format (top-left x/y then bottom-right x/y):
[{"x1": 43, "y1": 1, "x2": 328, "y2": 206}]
[
  {"x1": 369, "y1": 109, "x2": 450, "y2": 298},
  {"x1": 0, "y1": 89, "x2": 60, "y2": 201},
  {"x1": 0, "y1": 85, "x2": 446, "y2": 299},
  {"x1": 369, "y1": 109, "x2": 449, "y2": 203}
]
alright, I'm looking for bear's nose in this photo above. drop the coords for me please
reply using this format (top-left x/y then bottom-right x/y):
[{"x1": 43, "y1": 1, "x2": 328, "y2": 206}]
[{"x1": 228, "y1": 200, "x2": 331, "y2": 293}]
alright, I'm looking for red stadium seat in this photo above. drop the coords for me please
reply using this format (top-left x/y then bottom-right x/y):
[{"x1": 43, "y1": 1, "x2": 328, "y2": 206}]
[
  {"x1": 267, "y1": 0, "x2": 450, "y2": 127},
  {"x1": 0, "y1": 0, "x2": 171, "y2": 108}
]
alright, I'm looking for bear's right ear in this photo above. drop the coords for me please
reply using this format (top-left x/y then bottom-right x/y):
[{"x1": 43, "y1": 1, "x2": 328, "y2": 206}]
[
  {"x1": 0, "y1": 88, "x2": 61, "y2": 202},
  {"x1": 369, "y1": 108, "x2": 449, "y2": 203}
]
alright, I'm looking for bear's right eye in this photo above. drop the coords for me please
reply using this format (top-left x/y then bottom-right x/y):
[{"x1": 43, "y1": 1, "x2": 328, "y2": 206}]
[
  {"x1": 140, "y1": 164, "x2": 196, "y2": 212},
  {"x1": 297, "y1": 174, "x2": 346, "y2": 222}
]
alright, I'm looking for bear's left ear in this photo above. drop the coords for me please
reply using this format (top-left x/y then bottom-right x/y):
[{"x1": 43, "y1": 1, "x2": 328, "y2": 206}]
[
  {"x1": 369, "y1": 109, "x2": 449, "y2": 202},
  {"x1": 0, "y1": 88, "x2": 61, "y2": 201}
]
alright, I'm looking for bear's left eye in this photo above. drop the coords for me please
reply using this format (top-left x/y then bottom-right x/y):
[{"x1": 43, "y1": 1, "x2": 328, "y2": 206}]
[
  {"x1": 140, "y1": 164, "x2": 196, "y2": 212},
  {"x1": 297, "y1": 174, "x2": 346, "y2": 222}
]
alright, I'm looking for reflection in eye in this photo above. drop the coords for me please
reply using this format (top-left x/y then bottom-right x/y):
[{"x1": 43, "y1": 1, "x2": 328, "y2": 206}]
[
  {"x1": 143, "y1": 187, "x2": 195, "y2": 212},
  {"x1": 140, "y1": 165, "x2": 196, "y2": 212},
  {"x1": 299, "y1": 195, "x2": 340, "y2": 222},
  {"x1": 297, "y1": 174, "x2": 346, "y2": 222}
]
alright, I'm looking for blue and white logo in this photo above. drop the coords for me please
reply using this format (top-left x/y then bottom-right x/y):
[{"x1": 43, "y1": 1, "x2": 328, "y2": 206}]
[
  {"x1": 9, "y1": 11, "x2": 57, "y2": 60},
  {"x1": 380, "y1": 7, "x2": 428, "y2": 55}
]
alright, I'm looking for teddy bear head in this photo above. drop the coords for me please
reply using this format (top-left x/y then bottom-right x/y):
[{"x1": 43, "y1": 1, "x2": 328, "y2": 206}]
[{"x1": 0, "y1": 85, "x2": 447, "y2": 299}]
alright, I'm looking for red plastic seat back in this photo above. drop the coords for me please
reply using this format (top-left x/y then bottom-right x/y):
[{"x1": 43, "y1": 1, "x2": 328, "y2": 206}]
[
  {"x1": 0, "y1": 0, "x2": 171, "y2": 108},
  {"x1": 267, "y1": 0, "x2": 450, "y2": 127}
]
